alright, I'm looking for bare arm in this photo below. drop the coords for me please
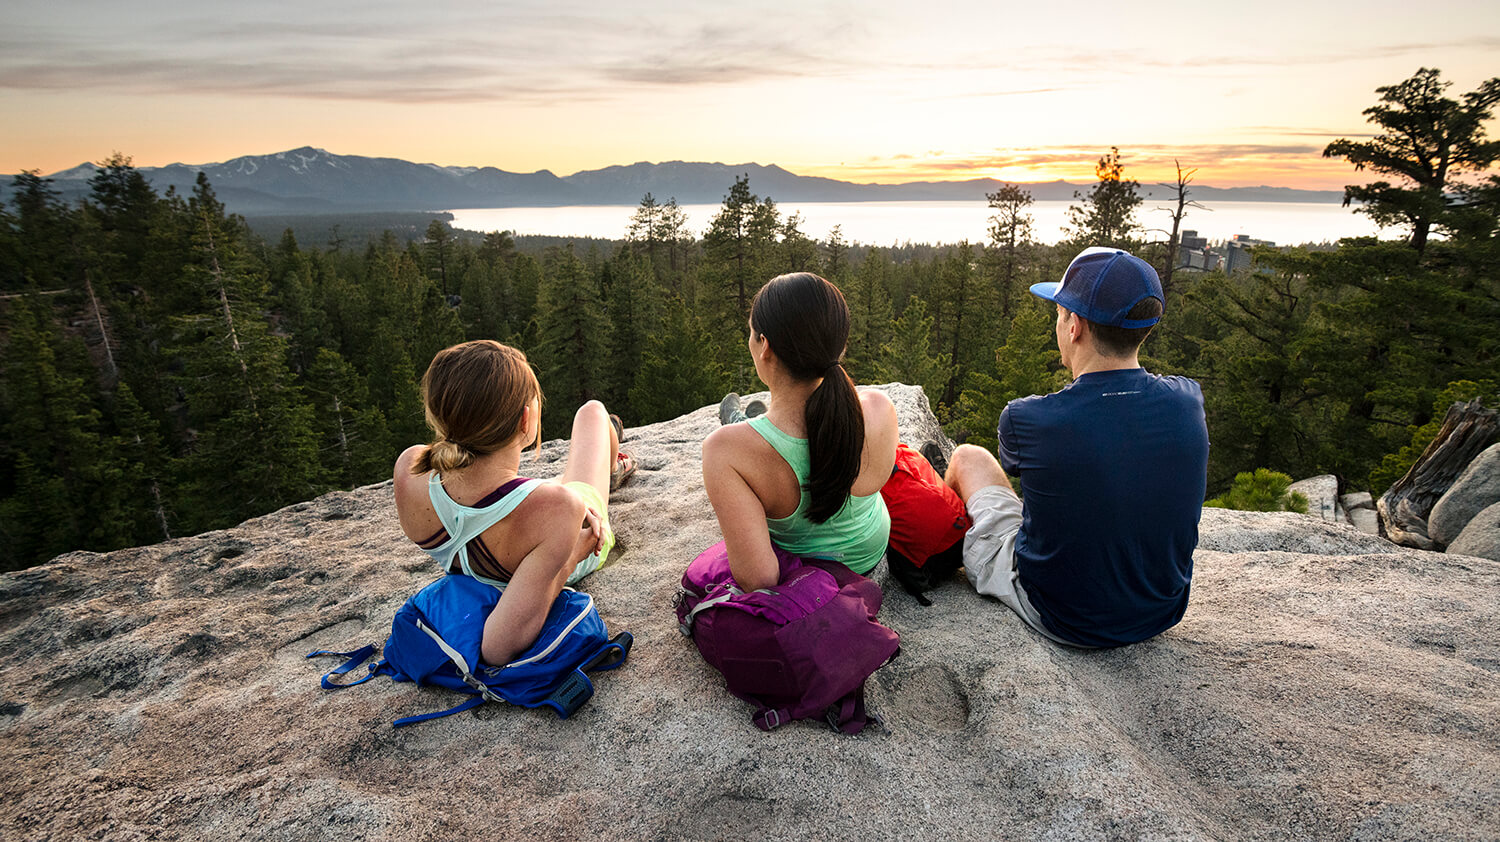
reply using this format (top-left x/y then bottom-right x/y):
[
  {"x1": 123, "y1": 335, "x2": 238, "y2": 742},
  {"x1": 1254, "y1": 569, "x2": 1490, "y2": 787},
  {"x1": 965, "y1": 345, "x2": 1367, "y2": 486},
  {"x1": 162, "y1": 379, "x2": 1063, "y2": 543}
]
[
  {"x1": 702, "y1": 428, "x2": 781, "y2": 592},
  {"x1": 392, "y1": 444, "x2": 432, "y2": 541},
  {"x1": 853, "y1": 389, "x2": 900, "y2": 496},
  {"x1": 479, "y1": 487, "x2": 601, "y2": 666}
]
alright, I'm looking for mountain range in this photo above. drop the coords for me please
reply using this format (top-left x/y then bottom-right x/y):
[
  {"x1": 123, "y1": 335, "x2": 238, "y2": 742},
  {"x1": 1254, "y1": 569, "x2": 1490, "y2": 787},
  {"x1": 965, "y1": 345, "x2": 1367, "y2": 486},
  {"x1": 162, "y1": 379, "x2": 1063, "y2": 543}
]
[{"x1": 11, "y1": 146, "x2": 1344, "y2": 215}]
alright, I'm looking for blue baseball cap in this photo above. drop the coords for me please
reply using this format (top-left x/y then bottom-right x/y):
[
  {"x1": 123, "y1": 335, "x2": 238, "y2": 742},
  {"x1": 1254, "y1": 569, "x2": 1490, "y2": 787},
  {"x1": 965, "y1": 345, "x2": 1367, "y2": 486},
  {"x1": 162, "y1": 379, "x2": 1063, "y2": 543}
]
[{"x1": 1029, "y1": 247, "x2": 1163, "y2": 328}]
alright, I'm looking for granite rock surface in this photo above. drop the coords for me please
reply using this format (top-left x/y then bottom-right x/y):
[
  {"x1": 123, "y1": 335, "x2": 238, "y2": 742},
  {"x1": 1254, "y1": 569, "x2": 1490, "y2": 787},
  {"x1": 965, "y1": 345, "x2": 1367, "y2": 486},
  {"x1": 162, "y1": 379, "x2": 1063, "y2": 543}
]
[
  {"x1": 1446, "y1": 500, "x2": 1500, "y2": 563},
  {"x1": 1288, "y1": 474, "x2": 1342, "y2": 523},
  {"x1": 1429, "y1": 443, "x2": 1500, "y2": 547},
  {"x1": 2, "y1": 385, "x2": 1497, "y2": 842}
]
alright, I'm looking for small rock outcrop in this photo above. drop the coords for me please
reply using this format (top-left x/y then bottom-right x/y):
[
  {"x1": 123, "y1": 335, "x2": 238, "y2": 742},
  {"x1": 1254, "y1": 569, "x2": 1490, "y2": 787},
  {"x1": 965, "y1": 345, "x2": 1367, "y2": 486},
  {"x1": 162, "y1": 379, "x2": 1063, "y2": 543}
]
[
  {"x1": 1, "y1": 385, "x2": 1497, "y2": 841},
  {"x1": 1447, "y1": 500, "x2": 1500, "y2": 562},
  {"x1": 1288, "y1": 474, "x2": 1341, "y2": 523},
  {"x1": 1428, "y1": 442, "x2": 1500, "y2": 548}
]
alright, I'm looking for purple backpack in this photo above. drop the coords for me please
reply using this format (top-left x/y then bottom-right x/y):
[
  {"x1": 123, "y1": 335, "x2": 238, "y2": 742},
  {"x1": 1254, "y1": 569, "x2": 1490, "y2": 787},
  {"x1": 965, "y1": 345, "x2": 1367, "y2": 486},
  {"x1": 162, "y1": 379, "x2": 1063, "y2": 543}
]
[{"x1": 674, "y1": 541, "x2": 900, "y2": 734}]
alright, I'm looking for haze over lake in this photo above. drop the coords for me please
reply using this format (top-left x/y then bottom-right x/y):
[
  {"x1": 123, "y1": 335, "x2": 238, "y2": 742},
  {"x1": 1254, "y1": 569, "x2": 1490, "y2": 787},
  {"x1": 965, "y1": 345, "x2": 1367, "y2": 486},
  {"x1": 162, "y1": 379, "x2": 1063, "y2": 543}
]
[{"x1": 447, "y1": 199, "x2": 1386, "y2": 247}]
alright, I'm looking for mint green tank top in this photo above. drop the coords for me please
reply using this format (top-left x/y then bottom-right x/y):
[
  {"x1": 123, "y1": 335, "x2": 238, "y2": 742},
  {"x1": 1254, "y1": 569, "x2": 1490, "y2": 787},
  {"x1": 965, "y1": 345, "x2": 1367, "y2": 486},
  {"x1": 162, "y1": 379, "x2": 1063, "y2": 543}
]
[{"x1": 747, "y1": 415, "x2": 891, "y2": 575}]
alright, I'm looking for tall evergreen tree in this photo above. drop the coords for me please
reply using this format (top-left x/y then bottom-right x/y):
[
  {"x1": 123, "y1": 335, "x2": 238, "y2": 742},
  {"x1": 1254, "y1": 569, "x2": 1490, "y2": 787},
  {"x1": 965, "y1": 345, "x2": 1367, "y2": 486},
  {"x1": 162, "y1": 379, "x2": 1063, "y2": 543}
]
[
  {"x1": 844, "y1": 247, "x2": 895, "y2": 383},
  {"x1": 778, "y1": 212, "x2": 819, "y2": 274},
  {"x1": 304, "y1": 347, "x2": 393, "y2": 487},
  {"x1": 630, "y1": 295, "x2": 727, "y2": 424},
  {"x1": 876, "y1": 295, "x2": 950, "y2": 405},
  {"x1": 168, "y1": 174, "x2": 323, "y2": 532},
  {"x1": 533, "y1": 247, "x2": 608, "y2": 436},
  {"x1": 601, "y1": 250, "x2": 660, "y2": 419},
  {"x1": 985, "y1": 184, "x2": 1036, "y2": 323},
  {"x1": 928, "y1": 242, "x2": 990, "y2": 408},
  {"x1": 1064, "y1": 147, "x2": 1142, "y2": 249},
  {"x1": 1324, "y1": 68, "x2": 1500, "y2": 254},
  {"x1": 424, "y1": 219, "x2": 455, "y2": 296}
]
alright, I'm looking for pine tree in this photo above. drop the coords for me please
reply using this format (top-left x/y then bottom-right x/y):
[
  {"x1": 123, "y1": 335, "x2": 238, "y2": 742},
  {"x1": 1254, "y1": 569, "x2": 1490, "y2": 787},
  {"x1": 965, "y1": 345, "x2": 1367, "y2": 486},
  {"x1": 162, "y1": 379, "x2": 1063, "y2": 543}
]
[
  {"x1": 702, "y1": 175, "x2": 782, "y2": 387},
  {"x1": 985, "y1": 184, "x2": 1035, "y2": 323},
  {"x1": 824, "y1": 225, "x2": 850, "y2": 280},
  {"x1": 7, "y1": 170, "x2": 71, "y2": 288},
  {"x1": 533, "y1": 246, "x2": 608, "y2": 436},
  {"x1": 628, "y1": 192, "x2": 666, "y2": 268},
  {"x1": 0, "y1": 294, "x2": 110, "y2": 569},
  {"x1": 304, "y1": 348, "x2": 393, "y2": 487},
  {"x1": 424, "y1": 219, "x2": 455, "y2": 296},
  {"x1": 949, "y1": 299, "x2": 1066, "y2": 452},
  {"x1": 168, "y1": 174, "x2": 323, "y2": 532},
  {"x1": 601, "y1": 250, "x2": 661, "y2": 419},
  {"x1": 456, "y1": 258, "x2": 508, "y2": 341},
  {"x1": 843, "y1": 248, "x2": 894, "y2": 383},
  {"x1": 630, "y1": 295, "x2": 727, "y2": 423},
  {"x1": 508, "y1": 253, "x2": 542, "y2": 343},
  {"x1": 108, "y1": 382, "x2": 173, "y2": 543},
  {"x1": 778, "y1": 212, "x2": 819, "y2": 274},
  {"x1": 1324, "y1": 68, "x2": 1500, "y2": 254},
  {"x1": 703, "y1": 175, "x2": 775, "y2": 327},
  {"x1": 928, "y1": 242, "x2": 991, "y2": 408},
  {"x1": 1064, "y1": 147, "x2": 1142, "y2": 249},
  {"x1": 876, "y1": 296, "x2": 950, "y2": 406}
]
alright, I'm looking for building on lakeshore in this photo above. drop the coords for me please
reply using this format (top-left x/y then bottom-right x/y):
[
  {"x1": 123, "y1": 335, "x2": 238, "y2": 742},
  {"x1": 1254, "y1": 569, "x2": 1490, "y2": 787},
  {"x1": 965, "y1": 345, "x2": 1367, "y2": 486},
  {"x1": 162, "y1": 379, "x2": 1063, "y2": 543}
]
[
  {"x1": 1175, "y1": 229, "x2": 1219, "y2": 272},
  {"x1": 1226, "y1": 234, "x2": 1276, "y2": 273}
]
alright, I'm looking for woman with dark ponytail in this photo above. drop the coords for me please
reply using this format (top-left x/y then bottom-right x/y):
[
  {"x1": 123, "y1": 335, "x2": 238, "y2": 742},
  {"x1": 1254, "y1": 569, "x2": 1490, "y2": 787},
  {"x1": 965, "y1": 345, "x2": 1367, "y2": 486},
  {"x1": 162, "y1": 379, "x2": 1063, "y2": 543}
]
[
  {"x1": 392, "y1": 340, "x2": 636, "y2": 667},
  {"x1": 702, "y1": 273, "x2": 899, "y2": 591}
]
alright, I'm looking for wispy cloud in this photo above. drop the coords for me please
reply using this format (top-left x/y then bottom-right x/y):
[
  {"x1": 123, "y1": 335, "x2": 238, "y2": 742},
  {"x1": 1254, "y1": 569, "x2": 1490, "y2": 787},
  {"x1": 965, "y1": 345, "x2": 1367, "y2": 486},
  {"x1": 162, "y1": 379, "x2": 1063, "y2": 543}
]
[
  {"x1": 834, "y1": 143, "x2": 1347, "y2": 185},
  {"x1": 0, "y1": 1, "x2": 873, "y2": 103},
  {"x1": 1172, "y1": 36, "x2": 1500, "y2": 68}
]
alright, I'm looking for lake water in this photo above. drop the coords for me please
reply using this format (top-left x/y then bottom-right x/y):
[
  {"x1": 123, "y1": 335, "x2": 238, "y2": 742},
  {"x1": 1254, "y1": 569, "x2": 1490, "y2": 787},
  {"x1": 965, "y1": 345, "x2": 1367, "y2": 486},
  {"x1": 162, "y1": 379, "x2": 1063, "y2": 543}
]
[{"x1": 447, "y1": 199, "x2": 1388, "y2": 248}]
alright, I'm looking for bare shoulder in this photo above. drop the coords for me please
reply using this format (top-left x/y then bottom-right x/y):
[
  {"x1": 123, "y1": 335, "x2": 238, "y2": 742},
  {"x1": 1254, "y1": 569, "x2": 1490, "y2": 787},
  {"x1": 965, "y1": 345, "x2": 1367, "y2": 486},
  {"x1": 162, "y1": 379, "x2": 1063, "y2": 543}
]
[
  {"x1": 393, "y1": 445, "x2": 429, "y2": 508},
  {"x1": 516, "y1": 480, "x2": 587, "y2": 524},
  {"x1": 702, "y1": 423, "x2": 761, "y2": 467},
  {"x1": 855, "y1": 390, "x2": 899, "y2": 493},
  {"x1": 860, "y1": 389, "x2": 898, "y2": 435},
  {"x1": 393, "y1": 445, "x2": 427, "y2": 486}
]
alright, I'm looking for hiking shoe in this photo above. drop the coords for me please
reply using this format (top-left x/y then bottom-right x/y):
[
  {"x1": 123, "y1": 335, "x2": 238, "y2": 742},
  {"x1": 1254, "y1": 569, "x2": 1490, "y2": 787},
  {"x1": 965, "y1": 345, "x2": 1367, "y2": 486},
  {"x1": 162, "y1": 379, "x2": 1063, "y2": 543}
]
[
  {"x1": 745, "y1": 398, "x2": 768, "y2": 418},
  {"x1": 719, "y1": 393, "x2": 745, "y2": 425},
  {"x1": 920, "y1": 442, "x2": 948, "y2": 477},
  {"x1": 610, "y1": 451, "x2": 637, "y2": 492}
]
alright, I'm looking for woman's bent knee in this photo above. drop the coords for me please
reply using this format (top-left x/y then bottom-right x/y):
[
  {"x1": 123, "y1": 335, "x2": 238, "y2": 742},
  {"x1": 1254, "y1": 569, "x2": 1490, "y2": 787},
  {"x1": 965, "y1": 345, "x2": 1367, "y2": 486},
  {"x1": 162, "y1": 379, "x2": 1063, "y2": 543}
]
[{"x1": 576, "y1": 399, "x2": 607, "y2": 419}]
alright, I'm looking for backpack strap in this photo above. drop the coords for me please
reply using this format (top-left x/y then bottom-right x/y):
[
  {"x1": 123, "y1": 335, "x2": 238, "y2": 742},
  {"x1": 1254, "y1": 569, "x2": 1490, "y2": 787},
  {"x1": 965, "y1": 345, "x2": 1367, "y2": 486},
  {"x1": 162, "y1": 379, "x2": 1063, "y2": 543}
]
[
  {"x1": 414, "y1": 617, "x2": 510, "y2": 704},
  {"x1": 826, "y1": 688, "x2": 885, "y2": 735},
  {"x1": 753, "y1": 705, "x2": 791, "y2": 731},
  {"x1": 678, "y1": 584, "x2": 749, "y2": 635},
  {"x1": 580, "y1": 632, "x2": 633, "y2": 672},
  {"x1": 751, "y1": 689, "x2": 884, "y2": 734},
  {"x1": 307, "y1": 644, "x2": 391, "y2": 689},
  {"x1": 393, "y1": 696, "x2": 485, "y2": 728},
  {"x1": 538, "y1": 632, "x2": 635, "y2": 719}
]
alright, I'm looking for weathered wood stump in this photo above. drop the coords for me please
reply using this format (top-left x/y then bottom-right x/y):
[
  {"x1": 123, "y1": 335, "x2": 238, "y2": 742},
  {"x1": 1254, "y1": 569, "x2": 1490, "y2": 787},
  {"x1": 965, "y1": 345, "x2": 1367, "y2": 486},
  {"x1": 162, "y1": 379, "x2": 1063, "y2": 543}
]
[{"x1": 1378, "y1": 399, "x2": 1499, "y2": 549}]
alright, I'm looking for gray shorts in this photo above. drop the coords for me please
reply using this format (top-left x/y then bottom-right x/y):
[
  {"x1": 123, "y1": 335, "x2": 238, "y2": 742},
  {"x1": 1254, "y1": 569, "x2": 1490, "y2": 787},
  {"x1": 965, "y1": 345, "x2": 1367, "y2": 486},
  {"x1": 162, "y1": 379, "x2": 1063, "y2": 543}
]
[{"x1": 962, "y1": 485, "x2": 1082, "y2": 647}]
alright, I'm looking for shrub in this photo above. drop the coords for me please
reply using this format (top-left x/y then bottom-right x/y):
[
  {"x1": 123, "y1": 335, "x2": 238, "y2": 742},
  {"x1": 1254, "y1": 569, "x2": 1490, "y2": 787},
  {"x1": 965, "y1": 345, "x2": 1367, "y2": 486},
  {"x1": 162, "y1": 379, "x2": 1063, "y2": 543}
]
[{"x1": 1205, "y1": 468, "x2": 1309, "y2": 513}]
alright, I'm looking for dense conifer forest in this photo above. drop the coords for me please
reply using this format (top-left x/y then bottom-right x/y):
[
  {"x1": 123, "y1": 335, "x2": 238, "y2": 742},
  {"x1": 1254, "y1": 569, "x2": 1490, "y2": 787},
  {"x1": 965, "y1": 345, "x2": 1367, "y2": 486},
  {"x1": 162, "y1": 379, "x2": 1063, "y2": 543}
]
[{"x1": 2, "y1": 71, "x2": 1496, "y2": 572}]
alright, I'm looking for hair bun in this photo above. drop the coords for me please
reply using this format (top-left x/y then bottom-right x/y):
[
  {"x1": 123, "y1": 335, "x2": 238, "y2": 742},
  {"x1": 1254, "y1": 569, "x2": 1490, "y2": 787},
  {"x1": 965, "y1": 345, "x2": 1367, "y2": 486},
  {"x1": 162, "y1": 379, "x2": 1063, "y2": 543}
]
[{"x1": 428, "y1": 439, "x2": 475, "y2": 473}]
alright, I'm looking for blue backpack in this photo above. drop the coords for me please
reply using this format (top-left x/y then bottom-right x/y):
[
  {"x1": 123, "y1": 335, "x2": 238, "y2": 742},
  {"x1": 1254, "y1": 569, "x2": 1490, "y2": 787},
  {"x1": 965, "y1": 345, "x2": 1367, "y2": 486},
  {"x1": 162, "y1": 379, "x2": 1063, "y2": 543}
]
[{"x1": 310, "y1": 573, "x2": 632, "y2": 727}]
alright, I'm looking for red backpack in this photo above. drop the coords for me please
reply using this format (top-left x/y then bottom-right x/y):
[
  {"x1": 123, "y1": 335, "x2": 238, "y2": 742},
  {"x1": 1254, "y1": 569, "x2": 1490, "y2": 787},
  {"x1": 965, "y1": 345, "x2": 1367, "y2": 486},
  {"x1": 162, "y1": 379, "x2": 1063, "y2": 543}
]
[
  {"x1": 880, "y1": 443, "x2": 971, "y2": 605},
  {"x1": 674, "y1": 541, "x2": 900, "y2": 734}
]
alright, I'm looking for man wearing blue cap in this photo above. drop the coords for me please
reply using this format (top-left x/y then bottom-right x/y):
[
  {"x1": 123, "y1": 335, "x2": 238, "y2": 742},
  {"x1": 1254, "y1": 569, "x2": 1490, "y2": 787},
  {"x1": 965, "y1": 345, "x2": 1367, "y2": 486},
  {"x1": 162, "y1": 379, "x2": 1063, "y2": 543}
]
[{"x1": 942, "y1": 247, "x2": 1209, "y2": 647}]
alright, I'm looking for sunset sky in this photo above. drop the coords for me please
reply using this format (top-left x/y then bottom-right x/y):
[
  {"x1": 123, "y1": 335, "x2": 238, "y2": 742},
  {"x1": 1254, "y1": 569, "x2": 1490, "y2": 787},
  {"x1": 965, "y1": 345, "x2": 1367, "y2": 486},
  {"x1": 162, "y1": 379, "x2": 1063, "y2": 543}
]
[{"x1": 3, "y1": 0, "x2": 1498, "y2": 190}]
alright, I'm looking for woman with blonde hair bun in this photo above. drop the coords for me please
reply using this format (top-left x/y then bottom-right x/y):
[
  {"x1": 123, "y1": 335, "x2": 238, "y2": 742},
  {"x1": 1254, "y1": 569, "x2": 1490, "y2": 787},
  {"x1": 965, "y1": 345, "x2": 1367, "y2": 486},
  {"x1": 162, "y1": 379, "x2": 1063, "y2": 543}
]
[{"x1": 393, "y1": 340, "x2": 635, "y2": 666}]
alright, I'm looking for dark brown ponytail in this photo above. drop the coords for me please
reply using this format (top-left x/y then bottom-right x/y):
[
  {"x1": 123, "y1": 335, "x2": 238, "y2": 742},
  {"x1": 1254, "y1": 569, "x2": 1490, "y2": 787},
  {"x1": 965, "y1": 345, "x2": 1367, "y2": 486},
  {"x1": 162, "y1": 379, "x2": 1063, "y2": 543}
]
[{"x1": 750, "y1": 273, "x2": 863, "y2": 523}]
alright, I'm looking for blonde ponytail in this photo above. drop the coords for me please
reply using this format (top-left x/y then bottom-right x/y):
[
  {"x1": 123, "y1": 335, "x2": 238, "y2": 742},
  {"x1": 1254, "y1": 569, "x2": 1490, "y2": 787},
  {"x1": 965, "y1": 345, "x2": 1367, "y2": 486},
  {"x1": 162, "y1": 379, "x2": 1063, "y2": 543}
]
[
  {"x1": 412, "y1": 439, "x2": 476, "y2": 475},
  {"x1": 408, "y1": 340, "x2": 543, "y2": 476}
]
